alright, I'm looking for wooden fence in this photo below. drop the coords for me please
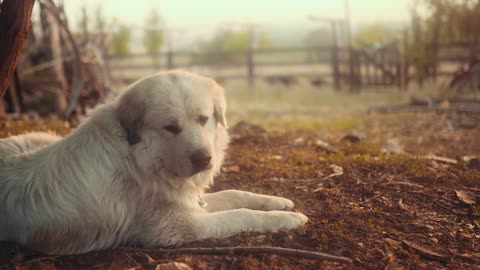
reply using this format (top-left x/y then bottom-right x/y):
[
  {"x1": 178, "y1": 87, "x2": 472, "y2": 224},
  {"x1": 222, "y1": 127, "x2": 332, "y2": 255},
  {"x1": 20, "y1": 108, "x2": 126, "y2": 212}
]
[
  {"x1": 107, "y1": 41, "x2": 478, "y2": 90},
  {"x1": 108, "y1": 46, "x2": 337, "y2": 87}
]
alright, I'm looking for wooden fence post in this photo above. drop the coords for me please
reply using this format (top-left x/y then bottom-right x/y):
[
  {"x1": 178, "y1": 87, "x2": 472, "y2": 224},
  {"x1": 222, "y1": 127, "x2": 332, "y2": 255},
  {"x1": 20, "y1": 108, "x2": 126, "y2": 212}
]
[
  {"x1": 246, "y1": 48, "x2": 255, "y2": 88},
  {"x1": 0, "y1": 0, "x2": 36, "y2": 98},
  {"x1": 330, "y1": 21, "x2": 340, "y2": 90},
  {"x1": 166, "y1": 50, "x2": 174, "y2": 70},
  {"x1": 412, "y1": 10, "x2": 424, "y2": 88},
  {"x1": 401, "y1": 28, "x2": 409, "y2": 90},
  {"x1": 394, "y1": 42, "x2": 401, "y2": 88},
  {"x1": 153, "y1": 53, "x2": 160, "y2": 70},
  {"x1": 246, "y1": 26, "x2": 255, "y2": 88}
]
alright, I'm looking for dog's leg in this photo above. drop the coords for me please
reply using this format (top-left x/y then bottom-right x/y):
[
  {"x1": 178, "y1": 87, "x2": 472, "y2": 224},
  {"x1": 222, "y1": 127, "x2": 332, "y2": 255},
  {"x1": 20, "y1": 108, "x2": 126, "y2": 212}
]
[
  {"x1": 189, "y1": 209, "x2": 308, "y2": 241},
  {"x1": 202, "y1": 190, "x2": 295, "y2": 212}
]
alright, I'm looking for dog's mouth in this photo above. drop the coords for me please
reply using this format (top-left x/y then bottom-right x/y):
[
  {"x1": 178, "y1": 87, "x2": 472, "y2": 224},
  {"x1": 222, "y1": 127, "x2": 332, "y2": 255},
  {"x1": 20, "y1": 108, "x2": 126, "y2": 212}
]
[
  {"x1": 192, "y1": 163, "x2": 213, "y2": 175},
  {"x1": 168, "y1": 164, "x2": 213, "y2": 179}
]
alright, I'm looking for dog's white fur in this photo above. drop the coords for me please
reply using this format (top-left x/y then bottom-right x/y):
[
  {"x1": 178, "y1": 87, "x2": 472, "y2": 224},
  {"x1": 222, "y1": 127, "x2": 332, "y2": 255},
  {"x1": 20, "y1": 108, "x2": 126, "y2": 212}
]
[{"x1": 0, "y1": 70, "x2": 308, "y2": 255}]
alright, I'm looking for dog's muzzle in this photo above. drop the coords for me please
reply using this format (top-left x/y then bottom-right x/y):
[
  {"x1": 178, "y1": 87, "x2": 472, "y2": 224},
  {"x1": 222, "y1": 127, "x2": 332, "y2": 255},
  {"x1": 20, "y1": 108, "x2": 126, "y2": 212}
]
[{"x1": 190, "y1": 149, "x2": 212, "y2": 174}]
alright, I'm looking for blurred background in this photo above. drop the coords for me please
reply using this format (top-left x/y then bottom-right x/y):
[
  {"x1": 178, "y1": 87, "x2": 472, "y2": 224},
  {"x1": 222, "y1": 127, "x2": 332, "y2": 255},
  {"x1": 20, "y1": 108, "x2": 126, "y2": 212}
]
[{"x1": 1, "y1": 0, "x2": 480, "y2": 131}]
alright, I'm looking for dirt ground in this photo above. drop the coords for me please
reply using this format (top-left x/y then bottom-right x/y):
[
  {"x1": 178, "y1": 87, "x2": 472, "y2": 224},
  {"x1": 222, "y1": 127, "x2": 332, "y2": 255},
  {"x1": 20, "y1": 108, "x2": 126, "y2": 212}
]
[{"x1": 0, "y1": 110, "x2": 479, "y2": 270}]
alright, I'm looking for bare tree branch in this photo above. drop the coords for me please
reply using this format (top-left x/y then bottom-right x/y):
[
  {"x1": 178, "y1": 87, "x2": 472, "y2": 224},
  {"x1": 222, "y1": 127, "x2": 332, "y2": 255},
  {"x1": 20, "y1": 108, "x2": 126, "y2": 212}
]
[
  {"x1": 39, "y1": 0, "x2": 85, "y2": 118},
  {"x1": 0, "y1": 0, "x2": 36, "y2": 98}
]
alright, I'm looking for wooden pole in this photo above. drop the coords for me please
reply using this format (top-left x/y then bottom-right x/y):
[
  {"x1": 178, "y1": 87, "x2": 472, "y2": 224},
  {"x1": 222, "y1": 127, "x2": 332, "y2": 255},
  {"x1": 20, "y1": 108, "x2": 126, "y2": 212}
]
[
  {"x1": 0, "y1": 0, "x2": 36, "y2": 98},
  {"x1": 166, "y1": 49, "x2": 174, "y2": 70},
  {"x1": 394, "y1": 42, "x2": 401, "y2": 88},
  {"x1": 401, "y1": 28, "x2": 409, "y2": 90},
  {"x1": 331, "y1": 21, "x2": 340, "y2": 90},
  {"x1": 166, "y1": 32, "x2": 174, "y2": 70},
  {"x1": 343, "y1": 0, "x2": 355, "y2": 91},
  {"x1": 430, "y1": 11, "x2": 440, "y2": 84},
  {"x1": 81, "y1": 5, "x2": 89, "y2": 40},
  {"x1": 246, "y1": 25, "x2": 255, "y2": 88}
]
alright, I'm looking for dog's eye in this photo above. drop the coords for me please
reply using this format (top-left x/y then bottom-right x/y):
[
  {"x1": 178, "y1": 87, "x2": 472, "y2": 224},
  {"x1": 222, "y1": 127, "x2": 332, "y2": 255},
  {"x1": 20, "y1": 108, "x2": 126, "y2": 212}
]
[
  {"x1": 198, "y1": 115, "x2": 209, "y2": 126},
  {"x1": 164, "y1": 125, "x2": 182, "y2": 135}
]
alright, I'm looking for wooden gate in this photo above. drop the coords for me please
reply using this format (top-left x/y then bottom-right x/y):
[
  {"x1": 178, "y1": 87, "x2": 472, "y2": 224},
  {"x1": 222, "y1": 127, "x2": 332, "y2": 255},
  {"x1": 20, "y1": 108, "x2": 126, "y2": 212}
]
[{"x1": 348, "y1": 41, "x2": 402, "y2": 89}]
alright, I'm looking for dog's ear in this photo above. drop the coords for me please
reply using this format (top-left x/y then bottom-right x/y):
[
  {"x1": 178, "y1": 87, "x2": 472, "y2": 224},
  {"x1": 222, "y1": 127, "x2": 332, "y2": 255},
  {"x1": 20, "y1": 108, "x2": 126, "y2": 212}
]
[
  {"x1": 116, "y1": 90, "x2": 145, "y2": 145},
  {"x1": 210, "y1": 81, "x2": 228, "y2": 128}
]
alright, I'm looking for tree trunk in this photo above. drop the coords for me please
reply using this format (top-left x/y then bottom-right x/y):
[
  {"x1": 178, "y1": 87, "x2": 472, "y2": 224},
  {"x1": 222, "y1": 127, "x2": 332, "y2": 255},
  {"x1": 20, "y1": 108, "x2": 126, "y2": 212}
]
[{"x1": 0, "y1": 0, "x2": 36, "y2": 98}]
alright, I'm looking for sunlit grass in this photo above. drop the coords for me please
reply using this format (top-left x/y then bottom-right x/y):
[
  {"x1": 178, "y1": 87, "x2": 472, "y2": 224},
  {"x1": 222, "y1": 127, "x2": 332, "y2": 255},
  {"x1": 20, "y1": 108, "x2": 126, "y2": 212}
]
[{"x1": 224, "y1": 80, "x2": 409, "y2": 131}]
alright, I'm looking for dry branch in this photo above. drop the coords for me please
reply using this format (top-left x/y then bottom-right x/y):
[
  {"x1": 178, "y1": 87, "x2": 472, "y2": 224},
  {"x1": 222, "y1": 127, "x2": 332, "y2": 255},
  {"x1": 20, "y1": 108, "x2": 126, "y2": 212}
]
[
  {"x1": 0, "y1": 0, "x2": 36, "y2": 98},
  {"x1": 122, "y1": 246, "x2": 353, "y2": 264},
  {"x1": 402, "y1": 240, "x2": 449, "y2": 262},
  {"x1": 46, "y1": 6, "x2": 68, "y2": 114},
  {"x1": 39, "y1": 0, "x2": 85, "y2": 118}
]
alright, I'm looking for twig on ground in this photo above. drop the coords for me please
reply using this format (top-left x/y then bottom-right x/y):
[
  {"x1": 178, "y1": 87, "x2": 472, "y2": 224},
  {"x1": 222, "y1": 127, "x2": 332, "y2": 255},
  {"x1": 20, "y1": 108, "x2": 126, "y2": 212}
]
[
  {"x1": 385, "y1": 181, "x2": 425, "y2": 189},
  {"x1": 362, "y1": 194, "x2": 382, "y2": 203},
  {"x1": 402, "y1": 240, "x2": 450, "y2": 262},
  {"x1": 85, "y1": 263, "x2": 108, "y2": 270},
  {"x1": 122, "y1": 246, "x2": 353, "y2": 264},
  {"x1": 377, "y1": 185, "x2": 457, "y2": 204},
  {"x1": 434, "y1": 201, "x2": 480, "y2": 217},
  {"x1": 20, "y1": 256, "x2": 57, "y2": 265},
  {"x1": 421, "y1": 155, "x2": 458, "y2": 164}
]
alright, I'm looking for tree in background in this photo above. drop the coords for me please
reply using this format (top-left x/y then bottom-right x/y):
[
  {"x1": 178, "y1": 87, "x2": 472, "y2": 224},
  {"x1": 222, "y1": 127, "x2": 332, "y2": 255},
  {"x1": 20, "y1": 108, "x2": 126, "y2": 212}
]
[
  {"x1": 304, "y1": 28, "x2": 332, "y2": 62},
  {"x1": 94, "y1": 5, "x2": 106, "y2": 32},
  {"x1": 143, "y1": 9, "x2": 164, "y2": 68},
  {"x1": 78, "y1": 5, "x2": 89, "y2": 40},
  {"x1": 109, "y1": 21, "x2": 132, "y2": 56},
  {"x1": 305, "y1": 28, "x2": 332, "y2": 47},
  {"x1": 422, "y1": 0, "x2": 480, "y2": 44},
  {"x1": 353, "y1": 23, "x2": 400, "y2": 48},
  {"x1": 77, "y1": 4, "x2": 107, "y2": 46},
  {"x1": 194, "y1": 28, "x2": 273, "y2": 64},
  {"x1": 406, "y1": 0, "x2": 480, "y2": 86}
]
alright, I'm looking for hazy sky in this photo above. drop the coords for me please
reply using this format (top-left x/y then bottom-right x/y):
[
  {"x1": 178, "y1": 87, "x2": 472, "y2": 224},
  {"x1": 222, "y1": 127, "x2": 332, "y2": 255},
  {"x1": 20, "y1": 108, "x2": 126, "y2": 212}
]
[
  {"x1": 64, "y1": 0, "x2": 413, "y2": 31},
  {"x1": 61, "y1": 0, "x2": 416, "y2": 49}
]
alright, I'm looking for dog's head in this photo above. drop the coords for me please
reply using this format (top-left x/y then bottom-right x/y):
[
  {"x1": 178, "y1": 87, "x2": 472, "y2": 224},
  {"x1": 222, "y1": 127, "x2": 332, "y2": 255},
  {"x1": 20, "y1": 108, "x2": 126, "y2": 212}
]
[{"x1": 115, "y1": 70, "x2": 228, "y2": 179}]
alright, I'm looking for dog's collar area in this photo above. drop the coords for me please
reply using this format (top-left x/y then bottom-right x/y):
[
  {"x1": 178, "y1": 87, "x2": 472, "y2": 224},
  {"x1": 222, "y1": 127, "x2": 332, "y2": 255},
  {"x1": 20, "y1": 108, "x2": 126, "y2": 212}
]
[{"x1": 198, "y1": 198, "x2": 208, "y2": 208}]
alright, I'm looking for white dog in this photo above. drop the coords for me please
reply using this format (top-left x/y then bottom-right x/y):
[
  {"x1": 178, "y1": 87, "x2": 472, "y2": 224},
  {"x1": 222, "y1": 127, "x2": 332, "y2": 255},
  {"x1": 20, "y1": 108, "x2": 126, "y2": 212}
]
[{"x1": 0, "y1": 70, "x2": 308, "y2": 255}]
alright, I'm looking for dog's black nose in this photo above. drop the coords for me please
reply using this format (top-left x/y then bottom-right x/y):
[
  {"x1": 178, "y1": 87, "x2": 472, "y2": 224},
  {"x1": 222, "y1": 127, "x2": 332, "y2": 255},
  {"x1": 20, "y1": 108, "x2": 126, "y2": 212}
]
[{"x1": 190, "y1": 149, "x2": 212, "y2": 173}]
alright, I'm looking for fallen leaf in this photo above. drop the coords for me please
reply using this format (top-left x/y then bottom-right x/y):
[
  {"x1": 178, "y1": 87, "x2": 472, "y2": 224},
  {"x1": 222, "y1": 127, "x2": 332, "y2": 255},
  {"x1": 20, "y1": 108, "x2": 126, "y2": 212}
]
[
  {"x1": 222, "y1": 165, "x2": 240, "y2": 173},
  {"x1": 455, "y1": 190, "x2": 476, "y2": 205},
  {"x1": 155, "y1": 262, "x2": 192, "y2": 270},
  {"x1": 331, "y1": 164, "x2": 344, "y2": 174},
  {"x1": 439, "y1": 100, "x2": 450, "y2": 109},
  {"x1": 314, "y1": 140, "x2": 338, "y2": 153},
  {"x1": 398, "y1": 198, "x2": 406, "y2": 210},
  {"x1": 321, "y1": 164, "x2": 344, "y2": 180},
  {"x1": 293, "y1": 137, "x2": 304, "y2": 145}
]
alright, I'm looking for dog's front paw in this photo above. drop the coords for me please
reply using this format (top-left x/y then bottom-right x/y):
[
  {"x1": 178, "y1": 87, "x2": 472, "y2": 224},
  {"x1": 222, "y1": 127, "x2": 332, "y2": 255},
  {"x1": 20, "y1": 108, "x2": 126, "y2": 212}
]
[
  {"x1": 263, "y1": 197, "x2": 295, "y2": 211},
  {"x1": 265, "y1": 211, "x2": 309, "y2": 232},
  {"x1": 283, "y1": 212, "x2": 309, "y2": 229}
]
